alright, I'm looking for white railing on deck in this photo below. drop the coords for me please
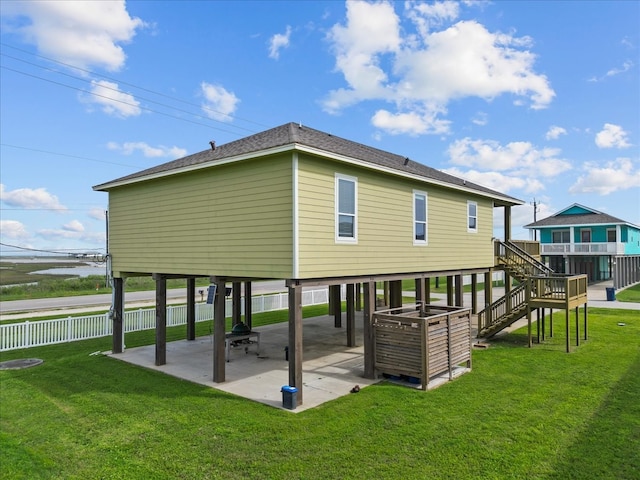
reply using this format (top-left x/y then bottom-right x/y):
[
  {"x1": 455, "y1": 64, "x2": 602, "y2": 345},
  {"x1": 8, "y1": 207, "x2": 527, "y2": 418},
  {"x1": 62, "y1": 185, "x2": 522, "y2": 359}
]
[
  {"x1": 0, "y1": 288, "x2": 332, "y2": 351},
  {"x1": 541, "y1": 242, "x2": 624, "y2": 255}
]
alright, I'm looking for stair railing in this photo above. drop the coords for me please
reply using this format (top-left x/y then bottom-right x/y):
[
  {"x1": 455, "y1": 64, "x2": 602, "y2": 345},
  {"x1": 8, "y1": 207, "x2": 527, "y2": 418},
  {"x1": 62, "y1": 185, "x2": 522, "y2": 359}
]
[{"x1": 477, "y1": 282, "x2": 527, "y2": 336}]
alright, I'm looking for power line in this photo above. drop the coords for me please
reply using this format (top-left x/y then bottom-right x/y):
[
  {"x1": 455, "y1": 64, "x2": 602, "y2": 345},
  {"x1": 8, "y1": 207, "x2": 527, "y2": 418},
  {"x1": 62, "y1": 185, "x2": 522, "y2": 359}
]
[
  {"x1": 0, "y1": 42, "x2": 270, "y2": 132},
  {"x1": 0, "y1": 143, "x2": 138, "y2": 168},
  {"x1": 2, "y1": 52, "x2": 258, "y2": 136},
  {"x1": 0, "y1": 241, "x2": 105, "y2": 256},
  {"x1": 2, "y1": 65, "x2": 249, "y2": 135}
]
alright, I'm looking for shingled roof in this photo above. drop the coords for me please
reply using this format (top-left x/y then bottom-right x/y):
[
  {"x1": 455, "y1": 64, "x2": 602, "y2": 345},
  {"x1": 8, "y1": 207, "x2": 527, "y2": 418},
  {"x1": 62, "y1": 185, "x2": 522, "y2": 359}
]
[
  {"x1": 93, "y1": 122, "x2": 522, "y2": 205},
  {"x1": 524, "y1": 204, "x2": 635, "y2": 229}
]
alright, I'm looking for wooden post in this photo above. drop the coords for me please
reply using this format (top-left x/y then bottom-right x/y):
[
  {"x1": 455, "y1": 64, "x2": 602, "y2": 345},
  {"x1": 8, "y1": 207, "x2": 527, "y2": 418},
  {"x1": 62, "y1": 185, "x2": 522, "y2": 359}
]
[
  {"x1": 454, "y1": 274, "x2": 463, "y2": 307},
  {"x1": 584, "y1": 304, "x2": 588, "y2": 340},
  {"x1": 416, "y1": 278, "x2": 426, "y2": 316},
  {"x1": 331, "y1": 285, "x2": 342, "y2": 327},
  {"x1": 414, "y1": 278, "x2": 422, "y2": 304},
  {"x1": 425, "y1": 277, "x2": 431, "y2": 307},
  {"x1": 549, "y1": 310, "x2": 554, "y2": 337},
  {"x1": 154, "y1": 274, "x2": 167, "y2": 366},
  {"x1": 383, "y1": 281, "x2": 390, "y2": 307},
  {"x1": 187, "y1": 278, "x2": 196, "y2": 341},
  {"x1": 484, "y1": 271, "x2": 493, "y2": 328},
  {"x1": 541, "y1": 307, "x2": 545, "y2": 341},
  {"x1": 446, "y1": 276, "x2": 454, "y2": 306},
  {"x1": 288, "y1": 285, "x2": 303, "y2": 405},
  {"x1": 363, "y1": 282, "x2": 376, "y2": 379},
  {"x1": 505, "y1": 272, "x2": 512, "y2": 314},
  {"x1": 536, "y1": 308, "x2": 540, "y2": 344},
  {"x1": 471, "y1": 274, "x2": 477, "y2": 314},
  {"x1": 526, "y1": 280, "x2": 532, "y2": 348},
  {"x1": 389, "y1": 280, "x2": 402, "y2": 309},
  {"x1": 565, "y1": 308, "x2": 570, "y2": 353},
  {"x1": 355, "y1": 283, "x2": 362, "y2": 311},
  {"x1": 346, "y1": 283, "x2": 356, "y2": 347},
  {"x1": 575, "y1": 306, "x2": 580, "y2": 347},
  {"x1": 504, "y1": 205, "x2": 512, "y2": 241},
  {"x1": 112, "y1": 277, "x2": 124, "y2": 354},
  {"x1": 213, "y1": 278, "x2": 226, "y2": 382},
  {"x1": 232, "y1": 281, "x2": 241, "y2": 327},
  {"x1": 244, "y1": 281, "x2": 252, "y2": 330}
]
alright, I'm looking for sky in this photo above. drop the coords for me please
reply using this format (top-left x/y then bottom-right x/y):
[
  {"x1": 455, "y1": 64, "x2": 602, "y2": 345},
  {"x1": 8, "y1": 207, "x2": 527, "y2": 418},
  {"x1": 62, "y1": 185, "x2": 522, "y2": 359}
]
[{"x1": 1, "y1": 0, "x2": 639, "y2": 257}]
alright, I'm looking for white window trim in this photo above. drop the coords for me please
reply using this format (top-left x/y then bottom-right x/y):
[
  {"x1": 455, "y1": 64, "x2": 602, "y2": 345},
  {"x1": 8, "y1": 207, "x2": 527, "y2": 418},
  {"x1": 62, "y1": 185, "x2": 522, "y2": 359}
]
[
  {"x1": 335, "y1": 173, "x2": 358, "y2": 243},
  {"x1": 467, "y1": 201, "x2": 478, "y2": 233},
  {"x1": 580, "y1": 228, "x2": 592, "y2": 243},
  {"x1": 413, "y1": 190, "x2": 428, "y2": 245}
]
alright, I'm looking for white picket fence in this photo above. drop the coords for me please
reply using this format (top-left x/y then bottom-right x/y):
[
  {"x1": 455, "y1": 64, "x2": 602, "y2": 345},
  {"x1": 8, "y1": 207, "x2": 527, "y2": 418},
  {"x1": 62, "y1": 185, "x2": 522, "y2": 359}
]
[{"x1": 0, "y1": 288, "x2": 334, "y2": 352}]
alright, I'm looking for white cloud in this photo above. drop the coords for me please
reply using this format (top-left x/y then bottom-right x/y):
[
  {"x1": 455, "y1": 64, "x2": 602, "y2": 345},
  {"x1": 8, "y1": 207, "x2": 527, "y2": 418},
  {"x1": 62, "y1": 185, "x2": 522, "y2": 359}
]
[
  {"x1": 405, "y1": 0, "x2": 460, "y2": 39},
  {"x1": 606, "y1": 60, "x2": 633, "y2": 77},
  {"x1": 447, "y1": 138, "x2": 572, "y2": 177},
  {"x1": 269, "y1": 26, "x2": 292, "y2": 59},
  {"x1": 88, "y1": 208, "x2": 107, "y2": 221},
  {"x1": 0, "y1": 220, "x2": 29, "y2": 239},
  {"x1": 1, "y1": 0, "x2": 145, "y2": 72},
  {"x1": 471, "y1": 112, "x2": 488, "y2": 126},
  {"x1": 595, "y1": 123, "x2": 631, "y2": 148},
  {"x1": 324, "y1": 2, "x2": 554, "y2": 135},
  {"x1": 107, "y1": 141, "x2": 187, "y2": 158},
  {"x1": 371, "y1": 108, "x2": 450, "y2": 135},
  {"x1": 569, "y1": 158, "x2": 640, "y2": 195},
  {"x1": 546, "y1": 125, "x2": 567, "y2": 140},
  {"x1": 82, "y1": 80, "x2": 141, "y2": 117},
  {"x1": 442, "y1": 167, "x2": 544, "y2": 194},
  {"x1": 200, "y1": 82, "x2": 239, "y2": 122},
  {"x1": 0, "y1": 184, "x2": 67, "y2": 211},
  {"x1": 63, "y1": 220, "x2": 85, "y2": 233}
]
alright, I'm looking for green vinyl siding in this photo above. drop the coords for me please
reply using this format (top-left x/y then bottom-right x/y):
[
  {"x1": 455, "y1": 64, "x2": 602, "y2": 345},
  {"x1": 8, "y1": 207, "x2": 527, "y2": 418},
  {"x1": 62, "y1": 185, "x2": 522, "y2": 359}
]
[
  {"x1": 108, "y1": 155, "x2": 293, "y2": 277},
  {"x1": 296, "y1": 155, "x2": 494, "y2": 277}
]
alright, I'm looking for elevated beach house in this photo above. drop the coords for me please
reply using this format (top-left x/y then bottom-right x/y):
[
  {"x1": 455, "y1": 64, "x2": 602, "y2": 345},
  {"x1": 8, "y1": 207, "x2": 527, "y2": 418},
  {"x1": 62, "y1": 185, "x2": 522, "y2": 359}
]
[
  {"x1": 525, "y1": 204, "x2": 640, "y2": 288},
  {"x1": 93, "y1": 122, "x2": 524, "y2": 404}
]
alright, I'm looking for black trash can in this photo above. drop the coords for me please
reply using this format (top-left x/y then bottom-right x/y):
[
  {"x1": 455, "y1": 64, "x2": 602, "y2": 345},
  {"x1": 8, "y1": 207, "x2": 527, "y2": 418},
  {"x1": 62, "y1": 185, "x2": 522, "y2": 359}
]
[
  {"x1": 606, "y1": 287, "x2": 616, "y2": 301},
  {"x1": 281, "y1": 385, "x2": 297, "y2": 410}
]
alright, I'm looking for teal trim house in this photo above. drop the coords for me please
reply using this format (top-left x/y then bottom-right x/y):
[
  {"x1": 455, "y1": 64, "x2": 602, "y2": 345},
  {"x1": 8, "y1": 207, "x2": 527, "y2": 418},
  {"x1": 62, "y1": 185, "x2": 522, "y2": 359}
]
[{"x1": 525, "y1": 204, "x2": 640, "y2": 288}]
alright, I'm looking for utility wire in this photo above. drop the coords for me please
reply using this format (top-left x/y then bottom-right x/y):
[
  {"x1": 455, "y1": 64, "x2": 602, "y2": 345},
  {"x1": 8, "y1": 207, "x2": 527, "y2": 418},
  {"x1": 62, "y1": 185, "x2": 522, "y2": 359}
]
[
  {"x1": 0, "y1": 42, "x2": 270, "y2": 132},
  {"x1": 1, "y1": 65, "x2": 248, "y2": 135},
  {"x1": 1, "y1": 52, "x2": 258, "y2": 136},
  {"x1": 0, "y1": 143, "x2": 138, "y2": 168},
  {"x1": 0, "y1": 241, "x2": 105, "y2": 256}
]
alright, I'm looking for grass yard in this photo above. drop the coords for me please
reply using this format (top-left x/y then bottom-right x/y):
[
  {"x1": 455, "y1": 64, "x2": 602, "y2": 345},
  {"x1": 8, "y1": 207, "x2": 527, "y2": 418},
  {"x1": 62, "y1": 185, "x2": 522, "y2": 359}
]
[
  {"x1": 1, "y1": 307, "x2": 639, "y2": 479},
  {"x1": 616, "y1": 283, "x2": 640, "y2": 303}
]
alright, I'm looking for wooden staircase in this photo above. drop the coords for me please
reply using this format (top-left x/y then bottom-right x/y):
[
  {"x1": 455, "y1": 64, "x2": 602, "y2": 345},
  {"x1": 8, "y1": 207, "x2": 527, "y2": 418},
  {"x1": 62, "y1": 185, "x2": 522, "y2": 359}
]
[{"x1": 477, "y1": 241, "x2": 554, "y2": 338}]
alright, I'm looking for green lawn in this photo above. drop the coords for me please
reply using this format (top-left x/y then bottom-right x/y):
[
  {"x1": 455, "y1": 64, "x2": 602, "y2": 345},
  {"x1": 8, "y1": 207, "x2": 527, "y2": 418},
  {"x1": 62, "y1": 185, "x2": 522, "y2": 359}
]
[
  {"x1": 1, "y1": 307, "x2": 639, "y2": 479},
  {"x1": 616, "y1": 283, "x2": 640, "y2": 303}
]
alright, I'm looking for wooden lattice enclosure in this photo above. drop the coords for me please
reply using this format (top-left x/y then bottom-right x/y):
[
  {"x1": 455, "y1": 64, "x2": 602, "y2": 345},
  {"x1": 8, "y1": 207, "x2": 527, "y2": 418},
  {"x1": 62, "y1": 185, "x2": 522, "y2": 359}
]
[{"x1": 373, "y1": 304, "x2": 472, "y2": 390}]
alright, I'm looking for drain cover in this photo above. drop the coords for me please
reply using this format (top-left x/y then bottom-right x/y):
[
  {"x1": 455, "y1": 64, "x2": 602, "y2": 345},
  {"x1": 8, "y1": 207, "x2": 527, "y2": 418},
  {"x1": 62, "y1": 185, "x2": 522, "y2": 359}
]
[{"x1": 0, "y1": 358, "x2": 44, "y2": 370}]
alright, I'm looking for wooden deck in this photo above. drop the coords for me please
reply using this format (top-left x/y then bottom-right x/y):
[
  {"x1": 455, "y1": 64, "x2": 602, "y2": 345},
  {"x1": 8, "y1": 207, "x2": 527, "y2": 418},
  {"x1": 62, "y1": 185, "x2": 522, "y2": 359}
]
[
  {"x1": 528, "y1": 274, "x2": 588, "y2": 309},
  {"x1": 526, "y1": 274, "x2": 588, "y2": 353}
]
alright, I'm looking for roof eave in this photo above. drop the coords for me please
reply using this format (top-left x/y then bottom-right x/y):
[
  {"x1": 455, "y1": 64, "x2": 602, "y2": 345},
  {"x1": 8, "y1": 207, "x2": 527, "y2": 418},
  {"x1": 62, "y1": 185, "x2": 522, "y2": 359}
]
[{"x1": 93, "y1": 142, "x2": 524, "y2": 206}]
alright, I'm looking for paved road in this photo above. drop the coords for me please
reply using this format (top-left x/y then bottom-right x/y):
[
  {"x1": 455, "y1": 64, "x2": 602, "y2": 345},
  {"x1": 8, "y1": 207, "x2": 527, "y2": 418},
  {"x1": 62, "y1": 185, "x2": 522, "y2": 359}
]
[
  {"x1": 1, "y1": 280, "x2": 637, "y2": 321},
  {"x1": 0, "y1": 280, "x2": 288, "y2": 318}
]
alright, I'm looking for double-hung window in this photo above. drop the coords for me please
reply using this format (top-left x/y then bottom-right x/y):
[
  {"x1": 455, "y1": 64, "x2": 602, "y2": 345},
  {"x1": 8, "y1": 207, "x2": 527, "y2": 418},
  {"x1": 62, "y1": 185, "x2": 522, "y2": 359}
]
[
  {"x1": 552, "y1": 230, "x2": 570, "y2": 243},
  {"x1": 413, "y1": 191, "x2": 427, "y2": 244},
  {"x1": 467, "y1": 201, "x2": 478, "y2": 233},
  {"x1": 336, "y1": 174, "x2": 357, "y2": 242}
]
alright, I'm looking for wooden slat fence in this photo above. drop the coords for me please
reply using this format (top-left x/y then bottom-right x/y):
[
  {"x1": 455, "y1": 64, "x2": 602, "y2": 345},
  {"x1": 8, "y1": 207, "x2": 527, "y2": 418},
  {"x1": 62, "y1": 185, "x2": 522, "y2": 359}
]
[{"x1": 373, "y1": 304, "x2": 472, "y2": 390}]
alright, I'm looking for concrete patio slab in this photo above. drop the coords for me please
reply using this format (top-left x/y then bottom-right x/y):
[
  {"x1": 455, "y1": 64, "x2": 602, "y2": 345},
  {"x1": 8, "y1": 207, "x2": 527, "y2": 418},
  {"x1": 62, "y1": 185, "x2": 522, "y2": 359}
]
[
  {"x1": 110, "y1": 314, "x2": 382, "y2": 412},
  {"x1": 110, "y1": 312, "x2": 474, "y2": 412}
]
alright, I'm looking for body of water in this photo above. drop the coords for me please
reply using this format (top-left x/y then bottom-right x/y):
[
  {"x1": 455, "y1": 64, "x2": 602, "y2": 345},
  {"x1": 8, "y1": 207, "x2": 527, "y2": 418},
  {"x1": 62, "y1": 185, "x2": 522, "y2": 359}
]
[{"x1": 30, "y1": 266, "x2": 107, "y2": 277}]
